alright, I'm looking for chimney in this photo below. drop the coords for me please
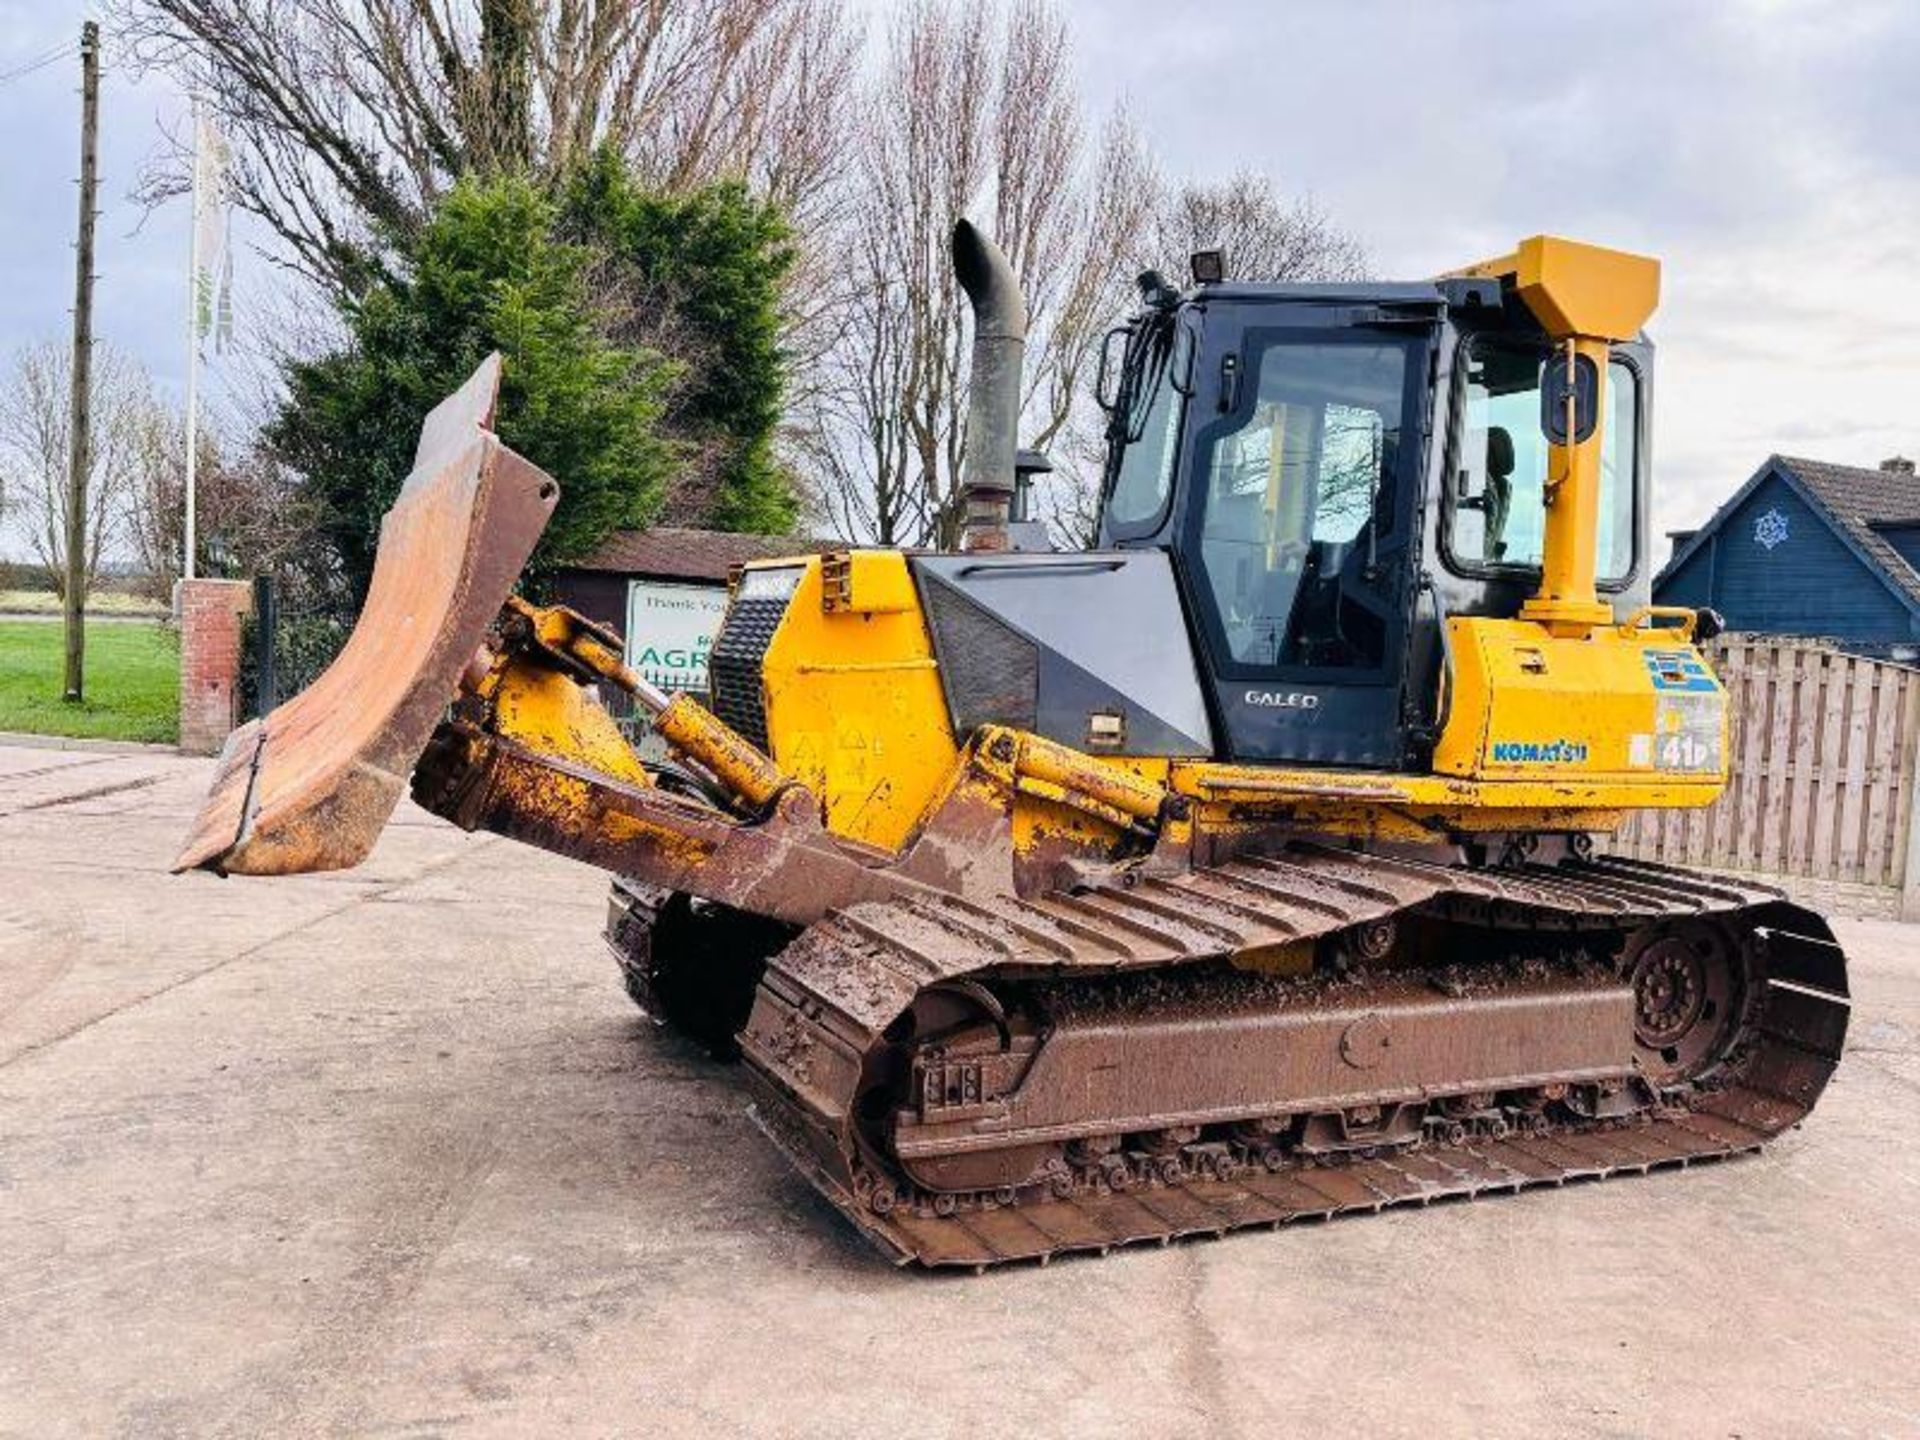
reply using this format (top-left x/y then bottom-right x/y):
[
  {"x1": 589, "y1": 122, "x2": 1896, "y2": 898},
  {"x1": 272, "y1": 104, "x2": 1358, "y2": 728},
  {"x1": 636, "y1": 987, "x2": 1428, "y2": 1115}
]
[
  {"x1": 1881, "y1": 455, "x2": 1915, "y2": 475},
  {"x1": 951, "y1": 219, "x2": 1027, "y2": 552}
]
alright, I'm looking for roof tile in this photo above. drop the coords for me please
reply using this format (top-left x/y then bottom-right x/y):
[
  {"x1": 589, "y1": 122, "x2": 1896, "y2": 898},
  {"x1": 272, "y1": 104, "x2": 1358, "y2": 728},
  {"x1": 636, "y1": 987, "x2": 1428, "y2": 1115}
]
[
  {"x1": 564, "y1": 527, "x2": 825, "y2": 583},
  {"x1": 1775, "y1": 456, "x2": 1920, "y2": 608}
]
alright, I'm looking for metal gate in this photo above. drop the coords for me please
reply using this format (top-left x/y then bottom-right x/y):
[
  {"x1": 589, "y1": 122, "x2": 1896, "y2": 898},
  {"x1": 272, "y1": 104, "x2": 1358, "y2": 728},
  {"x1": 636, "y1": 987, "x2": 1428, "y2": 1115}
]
[{"x1": 242, "y1": 573, "x2": 356, "y2": 719}]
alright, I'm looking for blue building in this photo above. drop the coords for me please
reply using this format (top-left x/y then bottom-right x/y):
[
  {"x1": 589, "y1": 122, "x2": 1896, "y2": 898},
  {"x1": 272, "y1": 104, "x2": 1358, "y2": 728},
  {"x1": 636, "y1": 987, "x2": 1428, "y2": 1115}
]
[{"x1": 1656, "y1": 455, "x2": 1920, "y2": 661}]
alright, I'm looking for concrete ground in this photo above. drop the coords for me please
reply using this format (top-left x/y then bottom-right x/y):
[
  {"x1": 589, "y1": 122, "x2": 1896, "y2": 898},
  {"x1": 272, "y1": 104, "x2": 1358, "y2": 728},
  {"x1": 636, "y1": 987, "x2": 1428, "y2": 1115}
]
[{"x1": 1, "y1": 739, "x2": 1916, "y2": 1439}]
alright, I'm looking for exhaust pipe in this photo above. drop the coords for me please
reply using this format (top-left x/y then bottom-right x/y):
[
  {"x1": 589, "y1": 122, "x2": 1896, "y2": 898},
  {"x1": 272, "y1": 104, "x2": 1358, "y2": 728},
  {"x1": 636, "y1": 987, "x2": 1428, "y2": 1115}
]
[{"x1": 952, "y1": 219, "x2": 1027, "y2": 552}]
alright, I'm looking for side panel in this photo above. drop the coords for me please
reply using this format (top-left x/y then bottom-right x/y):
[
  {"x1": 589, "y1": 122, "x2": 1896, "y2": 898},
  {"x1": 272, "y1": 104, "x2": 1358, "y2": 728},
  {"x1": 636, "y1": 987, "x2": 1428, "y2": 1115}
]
[
  {"x1": 1206, "y1": 683, "x2": 1408, "y2": 770},
  {"x1": 912, "y1": 552, "x2": 1215, "y2": 758},
  {"x1": 1433, "y1": 616, "x2": 1726, "y2": 794},
  {"x1": 757, "y1": 555, "x2": 962, "y2": 851}
]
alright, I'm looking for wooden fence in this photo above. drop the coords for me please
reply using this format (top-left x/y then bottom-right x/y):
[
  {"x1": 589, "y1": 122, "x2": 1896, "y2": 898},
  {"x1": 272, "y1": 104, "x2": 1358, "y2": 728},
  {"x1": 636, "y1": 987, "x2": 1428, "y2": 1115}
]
[{"x1": 1610, "y1": 636, "x2": 1920, "y2": 918}]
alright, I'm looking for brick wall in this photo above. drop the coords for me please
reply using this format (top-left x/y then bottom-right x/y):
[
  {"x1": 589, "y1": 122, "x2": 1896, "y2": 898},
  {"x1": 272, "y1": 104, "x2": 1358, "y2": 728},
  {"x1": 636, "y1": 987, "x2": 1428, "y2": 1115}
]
[{"x1": 177, "y1": 579, "x2": 252, "y2": 755}]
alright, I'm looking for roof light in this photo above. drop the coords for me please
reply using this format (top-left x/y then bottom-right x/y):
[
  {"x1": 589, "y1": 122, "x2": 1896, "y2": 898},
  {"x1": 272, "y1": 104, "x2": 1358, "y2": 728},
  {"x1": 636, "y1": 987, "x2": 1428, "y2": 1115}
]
[{"x1": 1190, "y1": 248, "x2": 1226, "y2": 285}]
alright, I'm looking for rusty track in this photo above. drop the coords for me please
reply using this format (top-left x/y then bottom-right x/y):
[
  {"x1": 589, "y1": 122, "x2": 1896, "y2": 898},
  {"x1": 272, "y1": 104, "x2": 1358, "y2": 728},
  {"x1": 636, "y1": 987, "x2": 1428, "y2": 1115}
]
[
  {"x1": 607, "y1": 878, "x2": 795, "y2": 1057},
  {"x1": 732, "y1": 849, "x2": 1849, "y2": 1268}
]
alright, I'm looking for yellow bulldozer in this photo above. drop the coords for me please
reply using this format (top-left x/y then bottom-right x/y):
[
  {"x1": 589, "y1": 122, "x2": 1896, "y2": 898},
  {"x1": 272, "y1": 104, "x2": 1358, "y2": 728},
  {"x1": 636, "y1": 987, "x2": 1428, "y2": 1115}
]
[{"x1": 178, "y1": 223, "x2": 1848, "y2": 1268}]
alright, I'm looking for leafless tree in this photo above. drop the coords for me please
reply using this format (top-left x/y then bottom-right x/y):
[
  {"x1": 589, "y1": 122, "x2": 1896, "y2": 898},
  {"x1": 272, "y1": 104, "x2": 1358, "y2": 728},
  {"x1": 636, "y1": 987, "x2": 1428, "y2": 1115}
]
[
  {"x1": 111, "y1": 0, "x2": 1368, "y2": 557},
  {"x1": 110, "y1": 0, "x2": 860, "y2": 293},
  {"x1": 0, "y1": 342, "x2": 152, "y2": 599},
  {"x1": 122, "y1": 404, "x2": 320, "y2": 600},
  {"x1": 801, "y1": 0, "x2": 1144, "y2": 547},
  {"x1": 799, "y1": 2, "x2": 1369, "y2": 550},
  {"x1": 1150, "y1": 170, "x2": 1369, "y2": 285}
]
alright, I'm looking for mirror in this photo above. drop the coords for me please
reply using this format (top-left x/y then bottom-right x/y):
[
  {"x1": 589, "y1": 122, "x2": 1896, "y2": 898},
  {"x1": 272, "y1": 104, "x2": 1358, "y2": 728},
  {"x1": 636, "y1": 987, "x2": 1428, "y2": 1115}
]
[
  {"x1": 1093, "y1": 326, "x2": 1128, "y2": 412},
  {"x1": 1540, "y1": 352, "x2": 1599, "y2": 444}
]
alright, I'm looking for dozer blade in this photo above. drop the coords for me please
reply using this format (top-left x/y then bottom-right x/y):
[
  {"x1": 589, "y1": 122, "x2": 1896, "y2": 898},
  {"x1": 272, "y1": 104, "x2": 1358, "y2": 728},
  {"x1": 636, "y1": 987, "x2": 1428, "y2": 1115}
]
[{"x1": 174, "y1": 354, "x2": 558, "y2": 876}]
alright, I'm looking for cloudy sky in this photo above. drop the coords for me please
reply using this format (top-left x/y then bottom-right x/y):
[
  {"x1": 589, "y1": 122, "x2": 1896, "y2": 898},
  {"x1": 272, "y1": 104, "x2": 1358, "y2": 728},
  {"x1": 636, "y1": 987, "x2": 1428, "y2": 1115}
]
[
  {"x1": 1, "y1": 0, "x2": 1917, "y2": 556},
  {"x1": 1067, "y1": 0, "x2": 1920, "y2": 540},
  {"x1": 0, "y1": 3, "x2": 190, "y2": 408}
]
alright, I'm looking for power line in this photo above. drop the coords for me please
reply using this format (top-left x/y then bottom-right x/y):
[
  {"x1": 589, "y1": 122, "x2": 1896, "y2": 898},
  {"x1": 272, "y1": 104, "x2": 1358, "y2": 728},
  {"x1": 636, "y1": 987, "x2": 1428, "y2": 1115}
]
[
  {"x1": 8, "y1": 39, "x2": 77, "y2": 71},
  {"x1": 0, "y1": 41, "x2": 80, "y2": 87}
]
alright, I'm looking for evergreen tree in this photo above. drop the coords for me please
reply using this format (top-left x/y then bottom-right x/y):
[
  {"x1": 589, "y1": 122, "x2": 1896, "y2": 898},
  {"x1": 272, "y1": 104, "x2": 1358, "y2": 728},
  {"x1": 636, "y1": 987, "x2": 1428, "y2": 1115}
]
[
  {"x1": 560, "y1": 153, "x2": 798, "y2": 534},
  {"x1": 274, "y1": 157, "x2": 799, "y2": 603}
]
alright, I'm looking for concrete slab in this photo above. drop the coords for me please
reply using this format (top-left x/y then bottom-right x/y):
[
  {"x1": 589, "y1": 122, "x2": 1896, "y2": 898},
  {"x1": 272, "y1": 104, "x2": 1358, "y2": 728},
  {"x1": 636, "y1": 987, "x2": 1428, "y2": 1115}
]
[{"x1": 1, "y1": 741, "x2": 1916, "y2": 1437}]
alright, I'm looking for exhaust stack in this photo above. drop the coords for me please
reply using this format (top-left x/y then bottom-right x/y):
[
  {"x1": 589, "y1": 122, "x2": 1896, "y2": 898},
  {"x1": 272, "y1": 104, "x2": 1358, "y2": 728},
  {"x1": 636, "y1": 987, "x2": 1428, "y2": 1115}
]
[{"x1": 952, "y1": 219, "x2": 1027, "y2": 552}]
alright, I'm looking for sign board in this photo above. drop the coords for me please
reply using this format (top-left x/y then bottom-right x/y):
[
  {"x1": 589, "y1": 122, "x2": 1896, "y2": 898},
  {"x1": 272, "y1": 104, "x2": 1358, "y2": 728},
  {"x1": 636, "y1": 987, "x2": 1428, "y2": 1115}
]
[
  {"x1": 619, "y1": 579, "x2": 729, "y2": 759},
  {"x1": 624, "y1": 579, "x2": 730, "y2": 696}
]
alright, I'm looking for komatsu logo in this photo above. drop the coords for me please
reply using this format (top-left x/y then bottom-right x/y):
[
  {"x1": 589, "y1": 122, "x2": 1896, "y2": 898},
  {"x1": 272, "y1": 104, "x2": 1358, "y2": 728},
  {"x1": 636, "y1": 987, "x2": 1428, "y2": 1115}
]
[
  {"x1": 1491, "y1": 739, "x2": 1589, "y2": 764},
  {"x1": 1244, "y1": 689, "x2": 1320, "y2": 710}
]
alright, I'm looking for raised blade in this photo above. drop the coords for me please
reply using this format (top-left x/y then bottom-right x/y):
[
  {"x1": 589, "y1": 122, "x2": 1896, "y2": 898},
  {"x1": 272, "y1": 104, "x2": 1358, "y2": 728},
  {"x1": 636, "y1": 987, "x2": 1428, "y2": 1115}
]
[{"x1": 174, "y1": 354, "x2": 558, "y2": 876}]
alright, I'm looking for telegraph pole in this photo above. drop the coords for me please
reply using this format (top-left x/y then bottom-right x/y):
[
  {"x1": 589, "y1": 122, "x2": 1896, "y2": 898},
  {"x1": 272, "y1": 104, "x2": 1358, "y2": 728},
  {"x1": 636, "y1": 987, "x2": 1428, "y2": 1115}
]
[{"x1": 63, "y1": 20, "x2": 100, "y2": 704}]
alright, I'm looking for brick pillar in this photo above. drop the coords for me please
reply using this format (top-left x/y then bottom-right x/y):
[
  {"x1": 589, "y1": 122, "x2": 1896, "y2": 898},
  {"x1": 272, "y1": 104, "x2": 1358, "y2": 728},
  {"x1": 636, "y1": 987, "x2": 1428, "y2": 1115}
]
[{"x1": 177, "y1": 578, "x2": 253, "y2": 755}]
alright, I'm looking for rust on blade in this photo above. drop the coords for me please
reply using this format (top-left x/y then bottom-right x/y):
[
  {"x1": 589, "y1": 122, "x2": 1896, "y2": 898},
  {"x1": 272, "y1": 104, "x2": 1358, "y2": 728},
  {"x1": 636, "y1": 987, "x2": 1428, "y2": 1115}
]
[{"x1": 173, "y1": 354, "x2": 558, "y2": 875}]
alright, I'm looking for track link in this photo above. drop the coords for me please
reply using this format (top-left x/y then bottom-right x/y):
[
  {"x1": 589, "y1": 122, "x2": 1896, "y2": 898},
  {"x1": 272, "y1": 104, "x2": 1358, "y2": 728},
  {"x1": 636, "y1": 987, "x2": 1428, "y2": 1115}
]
[
  {"x1": 736, "y1": 848, "x2": 1850, "y2": 1268},
  {"x1": 751, "y1": 1088, "x2": 1792, "y2": 1268}
]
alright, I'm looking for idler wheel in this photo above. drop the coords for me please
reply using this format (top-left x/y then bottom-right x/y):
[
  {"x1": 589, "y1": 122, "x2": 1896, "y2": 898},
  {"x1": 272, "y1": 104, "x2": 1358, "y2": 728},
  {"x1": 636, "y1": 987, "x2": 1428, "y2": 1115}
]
[{"x1": 1627, "y1": 924, "x2": 1742, "y2": 1084}]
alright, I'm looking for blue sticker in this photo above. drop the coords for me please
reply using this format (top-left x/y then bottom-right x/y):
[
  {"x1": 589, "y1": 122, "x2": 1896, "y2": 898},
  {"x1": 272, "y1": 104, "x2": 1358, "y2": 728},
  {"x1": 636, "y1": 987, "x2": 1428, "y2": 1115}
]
[{"x1": 1644, "y1": 649, "x2": 1717, "y2": 692}]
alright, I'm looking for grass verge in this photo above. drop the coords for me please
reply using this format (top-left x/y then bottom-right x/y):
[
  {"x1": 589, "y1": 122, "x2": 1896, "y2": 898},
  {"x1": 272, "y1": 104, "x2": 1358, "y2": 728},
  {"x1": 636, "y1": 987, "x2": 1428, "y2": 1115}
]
[{"x1": 0, "y1": 619, "x2": 179, "y2": 743}]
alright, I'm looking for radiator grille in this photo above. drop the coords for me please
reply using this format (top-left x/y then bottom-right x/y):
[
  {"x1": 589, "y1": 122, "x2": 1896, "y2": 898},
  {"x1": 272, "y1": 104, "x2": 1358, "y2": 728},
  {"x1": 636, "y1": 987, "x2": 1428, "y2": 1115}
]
[{"x1": 708, "y1": 594, "x2": 788, "y2": 752}]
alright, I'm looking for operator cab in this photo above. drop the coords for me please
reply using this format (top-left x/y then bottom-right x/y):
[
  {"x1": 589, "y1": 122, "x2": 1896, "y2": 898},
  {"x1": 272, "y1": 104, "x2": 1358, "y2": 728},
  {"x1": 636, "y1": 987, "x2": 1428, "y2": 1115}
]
[{"x1": 1095, "y1": 265, "x2": 1652, "y2": 771}]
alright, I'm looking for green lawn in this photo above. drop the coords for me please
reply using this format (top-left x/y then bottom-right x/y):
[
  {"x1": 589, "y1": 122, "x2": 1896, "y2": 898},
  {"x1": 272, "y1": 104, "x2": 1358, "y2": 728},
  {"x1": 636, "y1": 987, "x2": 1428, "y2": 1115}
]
[{"x1": 0, "y1": 620, "x2": 179, "y2": 743}]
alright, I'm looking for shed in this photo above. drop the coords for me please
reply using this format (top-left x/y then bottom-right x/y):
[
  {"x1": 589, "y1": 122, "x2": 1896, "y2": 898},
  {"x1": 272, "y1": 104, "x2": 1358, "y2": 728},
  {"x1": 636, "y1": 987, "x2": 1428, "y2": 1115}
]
[
  {"x1": 552, "y1": 527, "x2": 823, "y2": 735},
  {"x1": 1655, "y1": 455, "x2": 1920, "y2": 661},
  {"x1": 556, "y1": 527, "x2": 819, "y2": 634}
]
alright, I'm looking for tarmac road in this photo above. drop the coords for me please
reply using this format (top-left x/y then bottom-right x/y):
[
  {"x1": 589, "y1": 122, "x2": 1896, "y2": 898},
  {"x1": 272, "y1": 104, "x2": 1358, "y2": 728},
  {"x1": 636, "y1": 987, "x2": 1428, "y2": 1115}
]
[{"x1": 1, "y1": 739, "x2": 1915, "y2": 1438}]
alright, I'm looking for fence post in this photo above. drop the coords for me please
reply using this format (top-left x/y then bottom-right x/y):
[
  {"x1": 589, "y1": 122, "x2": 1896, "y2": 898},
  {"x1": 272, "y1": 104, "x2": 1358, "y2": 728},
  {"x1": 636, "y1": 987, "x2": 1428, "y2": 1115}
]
[
  {"x1": 1900, "y1": 683, "x2": 1920, "y2": 921},
  {"x1": 252, "y1": 573, "x2": 278, "y2": 717}
]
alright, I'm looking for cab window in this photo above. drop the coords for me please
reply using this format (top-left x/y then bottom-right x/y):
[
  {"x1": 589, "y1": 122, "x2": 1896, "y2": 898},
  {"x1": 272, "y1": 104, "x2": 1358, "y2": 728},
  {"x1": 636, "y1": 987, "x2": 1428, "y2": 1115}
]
[
  {"x1": 1104, "y1": 326, "x2": 1189, "y2": 531},
  {"x1": 1191, "y1": 338, "x2": 1412, "y2": 671},
  {"x1": 1450, "y1": 339, "x2": 1638, "y2": 583}
]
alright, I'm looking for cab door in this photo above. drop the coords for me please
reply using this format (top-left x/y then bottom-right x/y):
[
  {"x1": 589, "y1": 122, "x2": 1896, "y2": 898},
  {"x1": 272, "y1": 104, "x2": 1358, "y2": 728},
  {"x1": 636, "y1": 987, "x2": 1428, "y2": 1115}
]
[{"x1": 1177, "y1": 314, "x2": 1433, "y2": 769}]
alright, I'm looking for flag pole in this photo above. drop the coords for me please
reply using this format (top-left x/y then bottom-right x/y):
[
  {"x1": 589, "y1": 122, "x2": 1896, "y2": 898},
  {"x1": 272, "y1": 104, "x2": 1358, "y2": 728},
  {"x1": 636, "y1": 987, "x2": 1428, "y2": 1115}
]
[{"x1": 183, "y1": 95, "x2": 200, "y2": 582}]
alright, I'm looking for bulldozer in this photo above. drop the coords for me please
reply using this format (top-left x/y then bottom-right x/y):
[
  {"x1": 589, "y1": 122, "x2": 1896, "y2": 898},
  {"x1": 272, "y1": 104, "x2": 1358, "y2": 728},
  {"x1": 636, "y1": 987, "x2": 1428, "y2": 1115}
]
[{"x1": 177, "y1": 223, "x2": 1849, "y2": 1268}]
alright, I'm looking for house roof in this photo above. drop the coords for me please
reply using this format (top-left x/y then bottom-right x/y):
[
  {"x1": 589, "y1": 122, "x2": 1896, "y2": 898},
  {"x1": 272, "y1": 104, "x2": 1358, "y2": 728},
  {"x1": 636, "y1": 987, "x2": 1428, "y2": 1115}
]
[
  {"x1": 562, "y1": 526, "x2": 825, "y2": 583},
  {"x1": 1657, "y1": 455, "x2": 1920, "y2": 614}
]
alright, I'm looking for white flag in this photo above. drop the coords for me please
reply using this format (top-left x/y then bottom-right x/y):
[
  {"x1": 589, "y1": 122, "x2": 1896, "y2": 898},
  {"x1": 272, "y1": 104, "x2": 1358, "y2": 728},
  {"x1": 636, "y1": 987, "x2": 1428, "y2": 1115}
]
[{"x1": 192, "y1": 110, "x2": 231, "y2": 348}]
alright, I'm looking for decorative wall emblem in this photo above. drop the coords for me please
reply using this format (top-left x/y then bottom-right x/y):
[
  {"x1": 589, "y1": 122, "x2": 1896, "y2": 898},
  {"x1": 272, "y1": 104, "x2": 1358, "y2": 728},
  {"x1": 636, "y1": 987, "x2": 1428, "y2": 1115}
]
[{"x1": 1754, "y1": 508, "x2": 1789, "y2": 550}]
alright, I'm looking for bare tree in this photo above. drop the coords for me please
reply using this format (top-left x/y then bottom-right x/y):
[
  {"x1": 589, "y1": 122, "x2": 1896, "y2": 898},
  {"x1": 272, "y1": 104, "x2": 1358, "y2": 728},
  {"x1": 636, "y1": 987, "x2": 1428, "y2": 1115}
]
[
  {"x1": 111, "y1": 0, "x2": 860, "y2": 292},
  {"x1": 1151, "y1": 170, "x2": 1369, "y2": 284},
  {"x1": 801, "y1": 0, "x2": 1155, "y2": 548},
  {"x1": 798, "y1": 3, "x2": 1369, "y2": 551},
  {"x1": 0, "y1": 342, "x2": 152, "y2": 599},
  {"x1": 112, "y1": 0, "x2": 1369, "y2": 558},
  {"x1": 122, "y1": 403, "x2": 320, "y2": 600}
]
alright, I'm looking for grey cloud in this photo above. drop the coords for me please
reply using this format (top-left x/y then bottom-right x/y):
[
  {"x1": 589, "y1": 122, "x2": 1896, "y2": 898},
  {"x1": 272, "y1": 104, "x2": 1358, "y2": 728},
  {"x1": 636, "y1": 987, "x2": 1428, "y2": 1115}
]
[
  {"x1": 1066, "y1": 0, "x2": 1920, "y2": 539},
  {"x1": 2, "y1": 0, "x2": 1916, "y2": 558}
]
